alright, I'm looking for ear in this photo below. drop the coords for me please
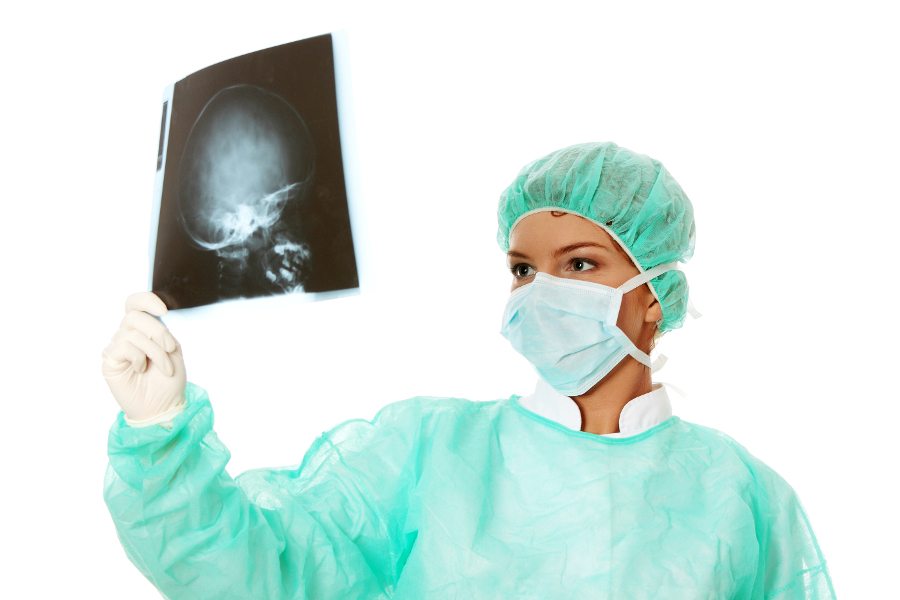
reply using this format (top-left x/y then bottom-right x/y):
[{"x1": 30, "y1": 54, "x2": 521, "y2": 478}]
[{"x1": 644, "y1": 297, "x2": 663, "y2": 324}]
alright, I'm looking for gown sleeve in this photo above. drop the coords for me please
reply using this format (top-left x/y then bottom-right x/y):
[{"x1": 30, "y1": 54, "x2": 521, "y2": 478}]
[
  {"x1": 103, "y1": 381, "x2": 423, "y2": 600},
  {"x1": 750, "y1": 456, "x2": 837, "y2": 599}
]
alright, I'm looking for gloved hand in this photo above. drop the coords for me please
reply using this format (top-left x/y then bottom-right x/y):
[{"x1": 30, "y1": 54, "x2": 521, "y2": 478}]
[{"x1": 101, "y1": 291, "x2": 187, "y2": 427}]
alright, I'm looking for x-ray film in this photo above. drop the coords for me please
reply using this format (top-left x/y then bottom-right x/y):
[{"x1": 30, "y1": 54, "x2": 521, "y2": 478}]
[{"x1": 150, "y1": 33, "x2": 358, "y2": 309}]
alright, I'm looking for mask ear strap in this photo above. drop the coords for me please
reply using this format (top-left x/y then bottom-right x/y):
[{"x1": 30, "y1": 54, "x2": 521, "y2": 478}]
[
  {"x1": 625, "y1": 345, "x2": 668, "y2": 372},
  {"x1": 618, "y1": 261, "x2": 680, "y2": 294},
  {"x1": 621, "y1": 261, "x2": 703, "y2": 321},
  {"x1": 617, "y1": 333, "x2": 668, "y2": 372},
  {"x1": 618, "y1": 260, "x2": 684, "y2": 375}
]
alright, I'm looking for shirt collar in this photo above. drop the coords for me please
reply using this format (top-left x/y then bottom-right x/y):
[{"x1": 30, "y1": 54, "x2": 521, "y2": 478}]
[{"x1": 517, "y1": 378, "x2": 673, "y2": 437}]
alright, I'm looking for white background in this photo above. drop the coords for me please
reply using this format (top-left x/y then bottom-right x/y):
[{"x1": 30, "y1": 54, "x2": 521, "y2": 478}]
[{"x1": 2, "y1": 0, "x2": 896, "y2": 597}]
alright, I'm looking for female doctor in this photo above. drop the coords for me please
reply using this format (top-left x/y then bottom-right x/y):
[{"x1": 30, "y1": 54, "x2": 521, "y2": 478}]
[{"x1": 102, "y1": 141, "x2": 836, "y2": 599}]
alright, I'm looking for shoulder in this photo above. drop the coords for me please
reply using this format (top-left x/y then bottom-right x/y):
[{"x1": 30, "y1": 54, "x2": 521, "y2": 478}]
[
  {"x1": 673, "y1": 418, "x2": 797, "y2": 500},
  {"x1": 317, "y1": 395, "x2": 504, "y2": 447},
  {"x1": 372, "y1": 394, "x2": 506, "y2": 431},
  {"x1": 671, "y1": 428, "x2": 836, "y2": 596}
]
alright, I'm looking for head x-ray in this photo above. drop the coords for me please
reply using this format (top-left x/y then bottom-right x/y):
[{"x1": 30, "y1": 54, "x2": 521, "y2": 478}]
[{"x1": 150, "y1": 34, "x2": 358, "y2": 309}]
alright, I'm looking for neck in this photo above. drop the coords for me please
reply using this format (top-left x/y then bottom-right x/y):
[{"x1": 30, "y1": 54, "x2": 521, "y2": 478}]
[{"x1": 571, "y1": 357, "x2": 652, "y2": 435}]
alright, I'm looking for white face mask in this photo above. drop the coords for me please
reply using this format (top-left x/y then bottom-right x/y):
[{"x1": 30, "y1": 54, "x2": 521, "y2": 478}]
[{"x1": 499, "y1": 262, "x2": 680, "y2": 396}]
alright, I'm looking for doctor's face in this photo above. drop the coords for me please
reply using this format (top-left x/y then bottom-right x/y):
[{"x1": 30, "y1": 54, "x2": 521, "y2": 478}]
[{"x1": 506, "y1": 210, "x2": 662, "y2": 350}]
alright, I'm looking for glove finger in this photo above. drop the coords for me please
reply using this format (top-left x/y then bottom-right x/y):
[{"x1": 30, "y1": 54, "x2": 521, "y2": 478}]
[
  {"x1": 169, "y1": 341, "x2": 187, "y2": 379},
  {"x1": 124, "y1": 291, "x2": 168, "y2": 317},
  {"x1": 123, "y1": 309, "x2": 178, "y2": 353},
  {"x1": 102, "y1": 338, "x2": 147, "y2": 375},
  {"x1": 123, "y1": 329, "x2": 174, "y2": 377},
  {"x1": 108, "y1": 328, "x2": 165, "y2": 373}
]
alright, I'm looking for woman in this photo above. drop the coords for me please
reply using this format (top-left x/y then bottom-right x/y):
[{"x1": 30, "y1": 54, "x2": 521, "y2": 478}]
[{"x1": 102, "y1": 142, "x2": 835, "y2": 598}]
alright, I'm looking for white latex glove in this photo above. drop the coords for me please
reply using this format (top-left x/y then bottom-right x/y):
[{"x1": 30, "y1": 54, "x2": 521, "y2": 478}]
[{"x1": 101, "y1": 291, "x2": 187, "y2": 427}]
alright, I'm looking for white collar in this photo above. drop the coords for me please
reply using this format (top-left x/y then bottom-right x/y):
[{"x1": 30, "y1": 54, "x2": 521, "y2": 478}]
[{"x1": 517, "y1": 378, "x2": 673, "y2": 437}]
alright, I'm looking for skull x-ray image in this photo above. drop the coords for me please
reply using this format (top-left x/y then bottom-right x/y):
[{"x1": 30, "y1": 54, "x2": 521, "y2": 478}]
[
  {"x1": 178, "y1": 84, "x2": 315, "y2": 293},
  {"x1": 151, "y1": 34, "x2": 358, "y2": 309}
]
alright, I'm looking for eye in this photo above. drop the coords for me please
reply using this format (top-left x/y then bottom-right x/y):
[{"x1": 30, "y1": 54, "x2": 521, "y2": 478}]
[
  {"x1": 509, "y1": 263, "x2": 535, "y2": 279},
  {"x1": 570, "y1": 257, "x2": 598, "y2": 272}
]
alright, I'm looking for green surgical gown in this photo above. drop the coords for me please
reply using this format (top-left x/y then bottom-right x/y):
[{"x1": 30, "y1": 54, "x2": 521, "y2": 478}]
[{"x1": 104, "y1": 382, "x2": 835, "y2": 599}]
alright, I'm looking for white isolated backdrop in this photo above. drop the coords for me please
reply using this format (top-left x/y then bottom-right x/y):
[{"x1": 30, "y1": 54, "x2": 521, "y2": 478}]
[{"x1": 2, "y1": 0, "x2": 896, "y2": 597}]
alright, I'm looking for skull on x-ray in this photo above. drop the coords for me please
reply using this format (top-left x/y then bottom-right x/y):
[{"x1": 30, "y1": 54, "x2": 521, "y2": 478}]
[{"x1": 177, "y1": 84, "x2": 315, "y2": 295}]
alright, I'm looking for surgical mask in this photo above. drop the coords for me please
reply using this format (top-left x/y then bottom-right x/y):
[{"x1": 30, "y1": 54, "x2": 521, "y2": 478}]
[{"x1": 500, "y1": 261, "x2": 681, "y2": 396}]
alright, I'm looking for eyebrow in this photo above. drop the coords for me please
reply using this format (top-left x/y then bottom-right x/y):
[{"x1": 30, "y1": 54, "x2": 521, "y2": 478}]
[{"x1": 507, "y1": 242, "x2": 612, "y2": 260}]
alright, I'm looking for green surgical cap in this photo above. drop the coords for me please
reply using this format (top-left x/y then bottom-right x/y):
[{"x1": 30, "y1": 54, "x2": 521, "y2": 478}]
[{"x1": 497, "y1": 141, "x2": 696, "y2": 333}]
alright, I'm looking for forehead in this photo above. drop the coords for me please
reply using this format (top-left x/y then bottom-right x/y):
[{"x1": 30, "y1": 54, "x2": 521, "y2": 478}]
[{"x1": 508, "y1": 210, "x2": 617, "y2": 248}]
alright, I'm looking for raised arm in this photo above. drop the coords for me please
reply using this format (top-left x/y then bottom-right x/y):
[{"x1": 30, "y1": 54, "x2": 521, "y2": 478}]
[
  {"x1": 101, "y1": 293, "x2": 420, "y2": 598},
  {"x1": 104, "y1": 383, "x2": 420, "y2": 599}
]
